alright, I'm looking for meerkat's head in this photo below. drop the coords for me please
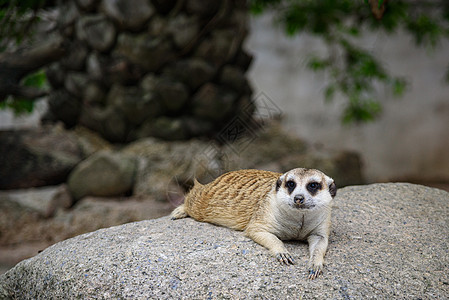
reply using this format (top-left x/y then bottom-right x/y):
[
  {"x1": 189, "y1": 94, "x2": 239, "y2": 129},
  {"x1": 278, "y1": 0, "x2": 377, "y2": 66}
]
[{"x1": 275, "y1": 168, "x2": 336, "y2": 210}]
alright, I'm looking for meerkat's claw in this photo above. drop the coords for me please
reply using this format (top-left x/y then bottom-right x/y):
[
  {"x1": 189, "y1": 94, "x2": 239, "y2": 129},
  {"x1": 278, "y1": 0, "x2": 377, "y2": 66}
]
[
  {"x1": 308, "y1": 265, "x2": 323, "y2": 280},
  {"x1": 276, "y1": 252, "x2": 295, "y2": 265}
]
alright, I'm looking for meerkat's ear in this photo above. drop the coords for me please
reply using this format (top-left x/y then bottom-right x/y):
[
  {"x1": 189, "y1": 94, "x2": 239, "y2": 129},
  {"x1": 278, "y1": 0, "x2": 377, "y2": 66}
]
[
  {"x1": 324, "y1": 176, "x2": 337, "y2": 198},
  {"x1": 327, "y1": 177, "x2": 337, "y2": 198},
  {"x1": 276, "y1": 175, "x2": 284, "y2": 192}
]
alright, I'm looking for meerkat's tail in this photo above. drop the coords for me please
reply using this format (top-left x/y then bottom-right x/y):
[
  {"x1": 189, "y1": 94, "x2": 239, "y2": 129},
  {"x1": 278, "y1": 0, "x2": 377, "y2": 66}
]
[{"x1": 170, "y1": 204, "x2": 188, "y2": 220}]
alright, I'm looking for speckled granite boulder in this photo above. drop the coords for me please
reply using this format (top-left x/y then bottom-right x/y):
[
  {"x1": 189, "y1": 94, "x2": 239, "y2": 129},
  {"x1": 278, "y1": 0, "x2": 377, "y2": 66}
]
[{"x1": 1, "y1": 183, "x2": 448, "y2": 299}]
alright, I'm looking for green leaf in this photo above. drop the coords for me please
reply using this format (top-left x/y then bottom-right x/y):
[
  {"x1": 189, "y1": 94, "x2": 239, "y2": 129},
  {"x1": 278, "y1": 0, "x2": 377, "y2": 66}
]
[
  {"x1": 22, "y1": 69, "x2": 48, "y2": 88},
  {"x1": 391, "y1": 78, "x2": 407, "y2": 96},
  {"x1": 0, "y1": 97, "x2": 35, "y2": 115},
  {"x1": 324, "y1": 85, "x2": 336, "y2": 102},
  {"x1": 342, "y1": 98, "x2": 382, "y2": 124},
  {"x1": 307, "y1": 57, "x2": 329, "y2": 71},
  {"x1": 378, "y1": 0, "x2": 385, "y2": 9}
]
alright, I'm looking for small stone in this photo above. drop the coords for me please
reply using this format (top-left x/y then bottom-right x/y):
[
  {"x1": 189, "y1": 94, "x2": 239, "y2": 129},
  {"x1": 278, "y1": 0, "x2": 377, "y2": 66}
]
[
  {"x1": 83, "y1": 82, "x2": 106, "y2": 106},
  {"x1": 78, "y1": 106, "x2": 128, "y2": 143},
  {"x1": 107, "y1": 84, "x2": 163, "y2": 125},
  {"x1": 101, "y1": 0, "x2": 154, "y2": 31},
  {"x1": 67, "y1": 151, "x2": 136, "y2": 200},
  {"x1": 136, "y1": 117, "x2": 189, "y2": 141},
  {"x1": 185, "y1": 0, "x2": 219, "y2": 16},
  {"x1": 115, "y1": 33, "x2": 174, "y2": 72},
  {"x1": 76, "y1": 0, "x2": 99, "y2": 12},
  {"x1": 46, "y1": 63, "x2": 66, "y2": 88},
  {"x1": 191, "y1": 83, "x2": 237, "y2": 121},
  {"x1": 86, "y1": 52, "x2": 104, "y2": 80},
  {"x1": 195, "y1": 30, "x2": 238, "y2": 66},
  {"x1": 140, "y1": 75, "x2": 189, "y2": 112},
  {"x1": 219, "y1": 65, "x2": 247, "y2": 93},
  {"x1": 48, "y1": 89, "x2": 82, "y2": 128},
  {"x1": 76, "y1": 15, "x2": 116, "y2": 52},
  {"x1": 64, "y1": 72, "x2": 89, "y2": 97},
  {"x1": 60, "y1": 42, "x2": 88, "y2": 71},
  {"x1": 167, "y1": 14, "x2": 199, "y2": 49},
  {"x1": 163, "y1": 58, "x2": 216, "y2": 90},
  {"x1": 151, "y1": 0, "x2": 177, "y2": 14},
  {"x1": 57, "y1": 1, "x2": 79, "y2": 29}
]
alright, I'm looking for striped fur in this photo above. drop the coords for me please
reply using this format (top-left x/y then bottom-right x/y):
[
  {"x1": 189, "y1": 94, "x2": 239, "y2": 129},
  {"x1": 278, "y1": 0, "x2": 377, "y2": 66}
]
[{"x1": 180, "y1": 169, "x2": 280, "y2": 230}]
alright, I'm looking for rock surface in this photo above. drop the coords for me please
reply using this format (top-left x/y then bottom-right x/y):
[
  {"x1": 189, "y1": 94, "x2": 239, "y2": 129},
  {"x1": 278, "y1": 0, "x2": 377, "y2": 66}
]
[{"x1": 1, "y1": 183, "x2": 448, "y2": 298}]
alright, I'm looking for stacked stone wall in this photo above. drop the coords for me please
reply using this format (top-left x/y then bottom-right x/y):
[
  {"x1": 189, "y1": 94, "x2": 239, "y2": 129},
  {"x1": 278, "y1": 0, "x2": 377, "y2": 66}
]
[{"x1": 45, "y1": 0, "x2": 254, "y2": 142}]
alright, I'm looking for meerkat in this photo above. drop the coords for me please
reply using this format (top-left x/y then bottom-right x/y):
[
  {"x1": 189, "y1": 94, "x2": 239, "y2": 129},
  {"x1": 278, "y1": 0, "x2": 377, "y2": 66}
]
[{"x1": 170, "y1": 168, "x2": 337, "y2": 279}]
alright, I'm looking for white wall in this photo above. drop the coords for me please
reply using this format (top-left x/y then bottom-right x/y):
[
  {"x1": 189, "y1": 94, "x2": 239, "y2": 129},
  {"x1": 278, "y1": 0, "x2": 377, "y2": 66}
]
[
  {"x1": 0, "y1": 99, "x2": 47, "y2": 129},
  {"x1": 247, "y1": 13, "x2": 449, "y2": 182}
]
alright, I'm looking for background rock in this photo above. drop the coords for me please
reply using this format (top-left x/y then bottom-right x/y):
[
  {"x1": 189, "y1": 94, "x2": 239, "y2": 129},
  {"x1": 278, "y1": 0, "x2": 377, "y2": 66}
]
[
  {"x1": 75, "y1": 15, "x2": 116, "y2": 52},
  {"x1": 72, "y1": 126, "x2": 112, "y2": 156},
  {"x1": 123, "y1": 138, "x2": 222, "y2": 202},
  {"x1": 100, "y1": 0, "x2": 154, "y2": 31},
  {"x1": 67, "y1": 150, "x2": 136, "y2": 200},
  {"x1": 1, "y1": 184, "x2": 447, "y2": 298},
  {"x1": 0, "y1": 185, "x2": 72, "y2": 219},
  {"x1": 45, "y1": 0, "x2": 254, "y2": 143},
  {"x1": 0, "y1": 126, "x2": 84, "y2": 189}
]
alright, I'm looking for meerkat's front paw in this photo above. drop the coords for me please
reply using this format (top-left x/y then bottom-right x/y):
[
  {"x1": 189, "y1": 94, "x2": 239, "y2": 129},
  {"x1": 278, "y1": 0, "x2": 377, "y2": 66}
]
[
  {"x1": 170, "y1": 205, "x2": 187, "y2": 220},
  {"x1": 275, "y1": 252, "x2": 295, "y2": 265},
  {"x1": 307, "y1": 263, "x2": 323, "y2": 279}
]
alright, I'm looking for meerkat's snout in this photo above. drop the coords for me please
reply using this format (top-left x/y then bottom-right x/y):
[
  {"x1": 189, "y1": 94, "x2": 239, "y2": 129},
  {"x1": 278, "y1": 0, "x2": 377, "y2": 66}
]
[{"x1": 293, "y1": 194, "x2": 305, "y2": 204}]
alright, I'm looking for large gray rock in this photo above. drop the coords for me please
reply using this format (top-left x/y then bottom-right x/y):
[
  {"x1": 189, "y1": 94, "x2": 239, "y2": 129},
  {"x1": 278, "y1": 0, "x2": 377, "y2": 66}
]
[
  {"x1": 1, "y1": 184, "x2": 448, "y2": 298},
  {"x1": 67, "y1": 151, "x2": 136, "y2": 200}
]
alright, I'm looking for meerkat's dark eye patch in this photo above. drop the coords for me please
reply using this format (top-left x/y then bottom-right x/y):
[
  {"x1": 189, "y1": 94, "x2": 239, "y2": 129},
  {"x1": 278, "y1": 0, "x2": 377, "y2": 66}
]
[
  {"x1": 286, "y1": 180, "x2": 296, "y2": 194},
  {"x1": 306, "y1": 182, "x2": 322, "y2": 195}
]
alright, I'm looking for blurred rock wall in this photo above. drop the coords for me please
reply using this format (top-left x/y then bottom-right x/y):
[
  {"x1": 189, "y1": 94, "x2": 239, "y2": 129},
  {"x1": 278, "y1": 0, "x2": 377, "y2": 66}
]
[{"x1": 44, "y1": 0, "x2": 254, "y2": 143}]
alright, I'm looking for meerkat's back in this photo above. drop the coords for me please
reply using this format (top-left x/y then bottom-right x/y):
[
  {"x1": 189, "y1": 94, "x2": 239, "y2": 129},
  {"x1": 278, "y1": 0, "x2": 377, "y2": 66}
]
[{"x1": 182, "y1": 169, "x2": 280, "y2": 230}]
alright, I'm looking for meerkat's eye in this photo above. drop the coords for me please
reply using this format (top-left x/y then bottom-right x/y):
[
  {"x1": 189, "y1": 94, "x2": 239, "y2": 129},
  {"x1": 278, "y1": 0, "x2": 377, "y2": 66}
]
[
  {"x1": 307, "y1": 182, "x2": 322, "y2": 194},
  {"x1": 286, "y1": 180, "x2": 296, "y2": 193}
]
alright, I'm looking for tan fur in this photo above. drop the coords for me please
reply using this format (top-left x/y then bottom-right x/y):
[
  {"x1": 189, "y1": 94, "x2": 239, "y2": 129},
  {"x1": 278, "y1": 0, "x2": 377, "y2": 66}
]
[{"x1": 171, "y1": 168, "x2": 336, "y2": 279}]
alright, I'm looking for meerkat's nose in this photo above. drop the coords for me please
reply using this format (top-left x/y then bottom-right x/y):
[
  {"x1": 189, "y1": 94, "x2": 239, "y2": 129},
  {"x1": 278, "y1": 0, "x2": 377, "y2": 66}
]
[{"x1": 294, "y1": 194, "x2": 305, "y2": 204}]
